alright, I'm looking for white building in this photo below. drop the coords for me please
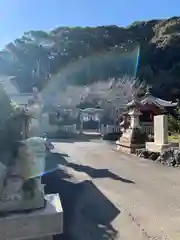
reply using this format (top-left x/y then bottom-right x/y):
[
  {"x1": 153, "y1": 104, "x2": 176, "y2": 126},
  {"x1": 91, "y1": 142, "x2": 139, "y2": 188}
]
[{"x1": 0, "y1": 76, "x2": 35, "y2": 107}]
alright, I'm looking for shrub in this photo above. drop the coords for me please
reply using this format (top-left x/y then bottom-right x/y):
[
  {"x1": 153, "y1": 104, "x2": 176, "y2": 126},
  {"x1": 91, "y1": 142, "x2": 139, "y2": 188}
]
[
  {"x1": 168, "y1": 115, "x2": 180, "y2": 133},
  {"x1": 0, "y1": 84, "x2": 32, "y2": 165},
  {"x1": 131, "y1": 127, "x2": 147, "y2": 144}
]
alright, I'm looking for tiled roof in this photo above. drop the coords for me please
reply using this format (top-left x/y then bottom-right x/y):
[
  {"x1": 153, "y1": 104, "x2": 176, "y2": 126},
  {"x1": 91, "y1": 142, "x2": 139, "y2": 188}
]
[{"x1": 141, "y1": 93, "x2": 178, "y2": 108}]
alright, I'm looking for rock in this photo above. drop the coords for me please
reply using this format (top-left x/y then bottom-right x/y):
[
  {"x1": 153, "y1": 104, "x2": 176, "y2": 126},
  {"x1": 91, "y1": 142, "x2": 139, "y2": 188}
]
[
  {"x1": 141, "y1": 150, "x2": 150, "y2": 159},
  {"x1": 171, "y1": 160, "x2": 176, "y2": 167},
  {"x1": 146, "y1": 147, "x2": 180, "y2": 168},
  {"x1": 136, "y1": 149, "x2": 145, "y2": 157},
  {"x1": 139, "y1": 152, "x2": 144, "y2": 157},
  {"x1": 155, "y1": 156, "x2": 162, "y2": 163},
  {"x1": 160, "y1": 150, "x2": 173, "y2": 164},
  {"x1": 148, "y1": 152, "x2": 159, "y2": 161},
  {"x1": 174, "y1": 151, "x2": 180, "y2": 165}
]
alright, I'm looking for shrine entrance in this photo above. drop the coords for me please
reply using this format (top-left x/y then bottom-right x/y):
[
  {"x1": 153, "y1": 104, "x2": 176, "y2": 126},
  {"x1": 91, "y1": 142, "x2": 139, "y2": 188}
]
[
  {"x1": 83, "y1": 119, "x2": 99, "y2": 130},
  {"x1": 80, "y1": 108, "x2": 104, "y2": 133}
]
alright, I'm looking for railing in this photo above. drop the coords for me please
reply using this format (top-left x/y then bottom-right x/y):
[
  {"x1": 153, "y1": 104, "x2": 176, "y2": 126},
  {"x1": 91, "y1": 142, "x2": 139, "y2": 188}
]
[
  {"x1": 101, "y1": 122, "x2": 153, "y2": 135},
  {"x1": 100, "y1": 125, "x2": 121, "y2": 135},
  {"x1": 61, "y1": 124, "x2": 77, "y2": 133}
]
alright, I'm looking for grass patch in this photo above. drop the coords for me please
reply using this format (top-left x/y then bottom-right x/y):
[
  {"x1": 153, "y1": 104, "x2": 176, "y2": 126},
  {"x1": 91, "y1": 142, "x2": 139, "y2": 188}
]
[{"x1": 168, "y1": 134, "x2": 180, "y2": 142}]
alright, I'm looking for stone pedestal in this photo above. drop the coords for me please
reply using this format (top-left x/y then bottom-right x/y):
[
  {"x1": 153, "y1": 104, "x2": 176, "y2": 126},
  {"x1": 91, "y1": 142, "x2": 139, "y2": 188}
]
[
  {"x1": 146, "y1": 115, "x2": 178, "y2": 153},
  {"x1": 145, "y1": 142, "x2": 172, "y2": 153},
  {"x1": 0, "y1": 189, "x2": 45, "y2": 214},
  {"x1": 116, "y1": 128, "x2": 145, "y2": 154},
  {"x1": 0, "y1": 194, "x2": 63, "y2": 240}
]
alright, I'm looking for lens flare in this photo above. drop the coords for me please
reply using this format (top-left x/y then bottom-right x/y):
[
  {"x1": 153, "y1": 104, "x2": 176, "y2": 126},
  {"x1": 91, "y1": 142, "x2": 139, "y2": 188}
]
[
  {"x1": 40, "y1": 44, "x2": 141, "y2": 105},
  {"x1": 0, "y1": 44, "x2": 141, "y2": 179}
]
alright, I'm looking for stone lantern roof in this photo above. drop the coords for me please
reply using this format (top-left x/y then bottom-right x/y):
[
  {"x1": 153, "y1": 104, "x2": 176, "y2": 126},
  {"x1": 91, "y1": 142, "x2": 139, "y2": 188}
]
[
  {"x1": 127, "y1": 98, "x2": 142, "y2": 109},
  {"x1": 126, "y1": 94, "x2": 146, "y2": 111}
]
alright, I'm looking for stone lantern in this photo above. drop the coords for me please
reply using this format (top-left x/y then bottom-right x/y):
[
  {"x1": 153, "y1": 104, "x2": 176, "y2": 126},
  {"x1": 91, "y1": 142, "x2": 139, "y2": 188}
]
[{"x1": 116, "y1": 96, "x2": 146, "y2": 154}]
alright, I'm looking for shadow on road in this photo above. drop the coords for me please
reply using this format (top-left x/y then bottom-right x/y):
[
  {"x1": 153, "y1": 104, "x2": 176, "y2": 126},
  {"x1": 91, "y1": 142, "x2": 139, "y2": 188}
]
[
  {"x1": 44, "y1": 152, "x2": 69, "y2": 174},
  {"x1": 68, "y1": 162, "x2": 135, "y2": 183},
  {"x1": 45, "y1": 152, "x2": 135, "y2": 184},
  {"x1": 43, "y1": 168, "x2": 120, "y2": 240},
  {"x1": 43, "y1": 152, "x2": 136, "y2": 239}
]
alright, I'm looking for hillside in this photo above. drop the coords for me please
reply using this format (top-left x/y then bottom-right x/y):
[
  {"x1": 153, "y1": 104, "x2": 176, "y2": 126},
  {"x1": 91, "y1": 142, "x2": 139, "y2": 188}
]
[{"x1": 1, "y1": 17, "x2": 180, "y2": 100}]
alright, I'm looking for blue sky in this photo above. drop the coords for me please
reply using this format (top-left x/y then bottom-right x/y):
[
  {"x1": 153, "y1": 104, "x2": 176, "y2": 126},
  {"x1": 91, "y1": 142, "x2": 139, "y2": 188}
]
[{"x1": 0, "y1": 0, "x2": 179, "y2": 49}]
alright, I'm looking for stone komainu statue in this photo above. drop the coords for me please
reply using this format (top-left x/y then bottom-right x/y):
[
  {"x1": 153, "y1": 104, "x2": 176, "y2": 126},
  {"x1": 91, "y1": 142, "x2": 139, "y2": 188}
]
[{"x1": 0, "y1": 137, "x2": 46, "y2": 213}]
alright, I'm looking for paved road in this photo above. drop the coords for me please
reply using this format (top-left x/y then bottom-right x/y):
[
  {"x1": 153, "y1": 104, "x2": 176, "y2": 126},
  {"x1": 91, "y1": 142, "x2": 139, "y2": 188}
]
[{"x1": 51, "y1": 140, "x2": 180, "y2": 240}]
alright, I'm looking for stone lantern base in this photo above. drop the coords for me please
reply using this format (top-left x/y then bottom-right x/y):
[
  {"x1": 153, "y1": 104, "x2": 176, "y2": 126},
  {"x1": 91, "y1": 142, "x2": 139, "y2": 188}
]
[{"x1": 116, "y1": 128, "x2": 146, "y2": 154}]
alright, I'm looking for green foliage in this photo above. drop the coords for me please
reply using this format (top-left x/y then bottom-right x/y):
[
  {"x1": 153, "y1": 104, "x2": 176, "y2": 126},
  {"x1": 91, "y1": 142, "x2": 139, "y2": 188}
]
[
  {"x1": 131, "y1": 127, "x2": 147, "y2": 144},
  {"x1": 1, "y1": 17, "x2": 180, "y2": 99},
  {"x1": 168, "y1": 115, "x2": 180, "y2": 133},
  {"x1": 0, "y1": 85, "x2": 31, "y2": 159},
  {"x1": 0, "y1": 84, "x2": 16, "y2": 127}
]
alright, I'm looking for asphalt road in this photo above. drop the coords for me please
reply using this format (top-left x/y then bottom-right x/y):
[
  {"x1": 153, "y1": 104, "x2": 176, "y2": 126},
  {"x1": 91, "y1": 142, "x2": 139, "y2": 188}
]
[{"x1": 49, "y1": 139, "x2": 180, "y2": 240}]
